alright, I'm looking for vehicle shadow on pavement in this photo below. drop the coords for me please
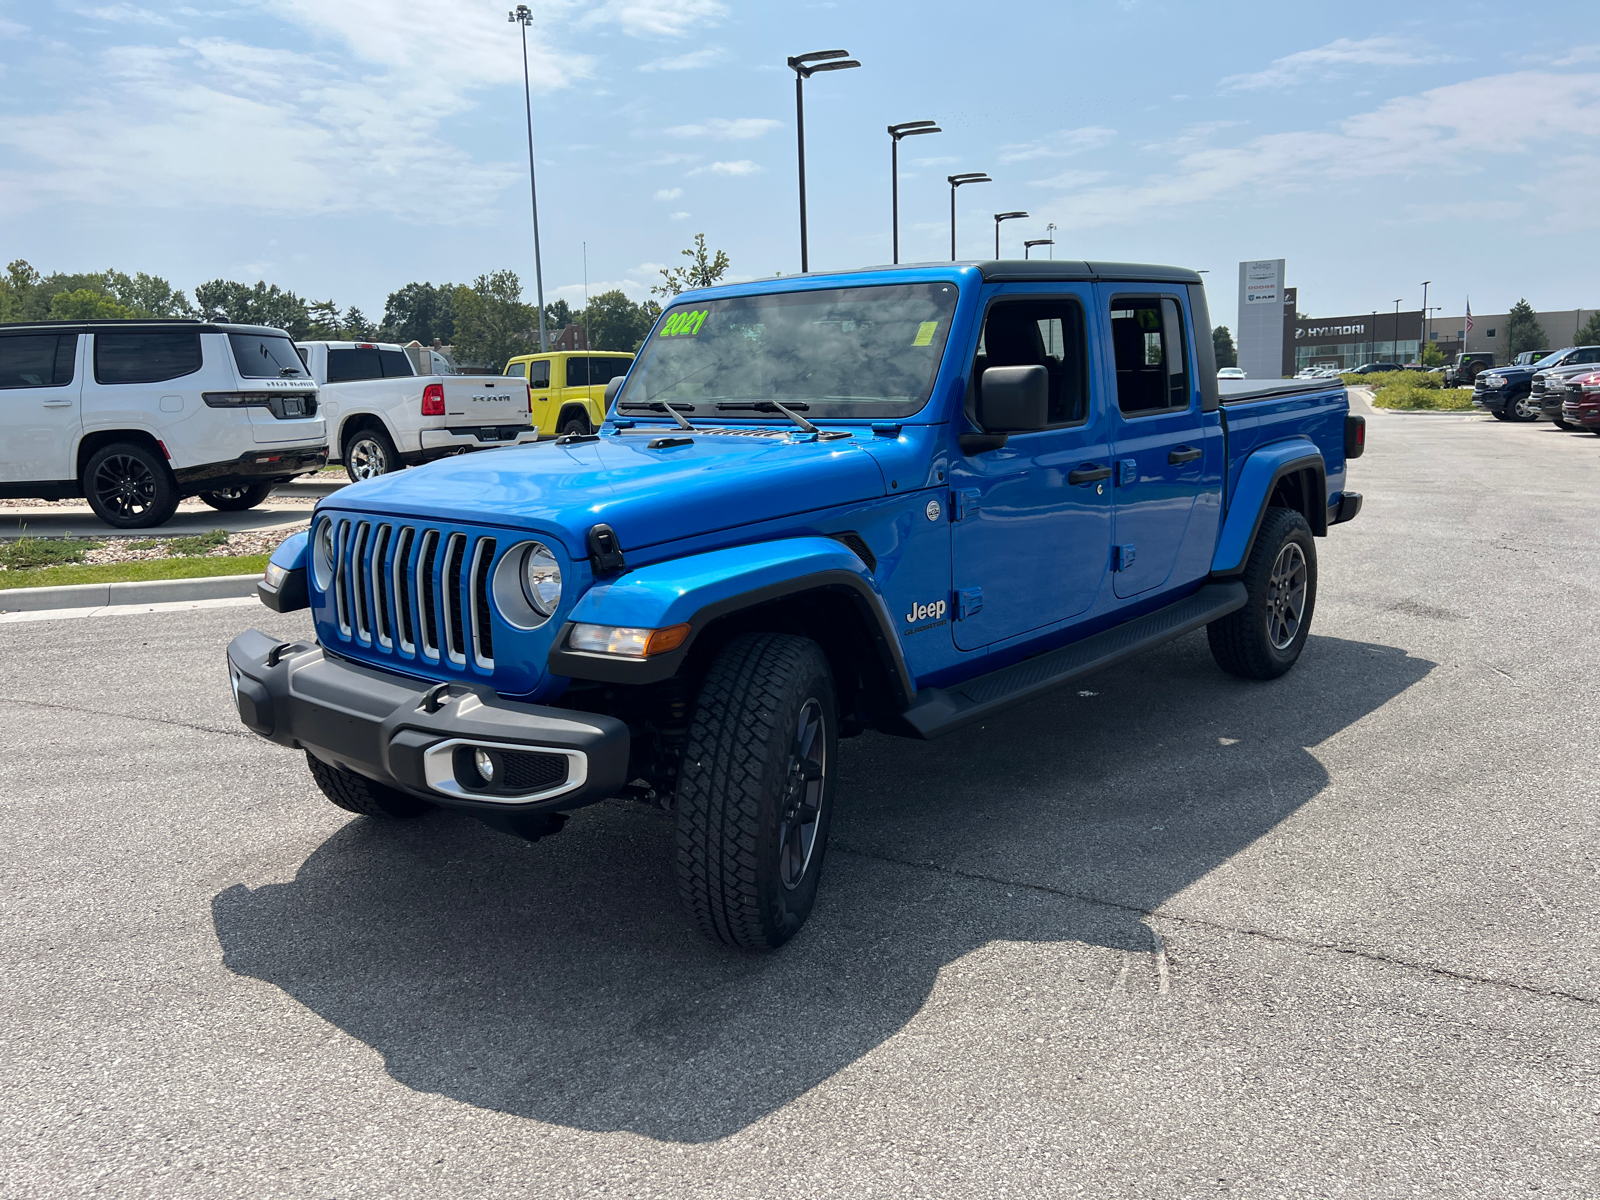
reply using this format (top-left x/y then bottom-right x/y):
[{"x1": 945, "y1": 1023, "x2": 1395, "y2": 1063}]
[{"x1": 211, "y1": 632, "x2": 1432, "y2": 1143}]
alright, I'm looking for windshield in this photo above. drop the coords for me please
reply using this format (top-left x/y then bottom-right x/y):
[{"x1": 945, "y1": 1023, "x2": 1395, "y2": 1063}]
[
  {"x1": 1534, "y1": 350, "x2": 1567, "y2": 369},
  {"x1": 231, "y1": 333, "x2": 309, "y2": 379},
  {"x1": 615, "y1": 282, "x2": 960, "y2": 420}
]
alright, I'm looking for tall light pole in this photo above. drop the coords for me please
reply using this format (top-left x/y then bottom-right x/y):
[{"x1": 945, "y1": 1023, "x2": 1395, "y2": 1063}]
[
  {"x1": 1370, "y1": 311, "x2": 1377, "y2": 367},
  {"x1": 947, "y1": 173, "x2": 990, "y2": 260},
  {"x1": 1045, "y1": 222, "x2": 1057, "y2": 259},
  {"x1": 1420, "y1": 280, "x2": 1431, "y2": 359},
  {"x1": 993, "y1": 211, "x2": 1027, "y2": 258},
  {"x1": 1393, "y1": 298, "x2": 1403, "y2": 364},
  {"x1": 1023, "y1": 238, "x2": 1053, "y2": 260},
  {"x1": 508, "y1": 5, "x2": 548, "y2": 352},
  {"x1": 787, "y1": 49, "x2": 860, "y2": 273},
  {"x1": 887, "y1": 120, "x2": 940, "y2": 264}
]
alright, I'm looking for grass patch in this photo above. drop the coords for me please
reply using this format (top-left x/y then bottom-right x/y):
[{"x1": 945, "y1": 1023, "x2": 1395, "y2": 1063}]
[
  {"x1": 168, "y1": 528, "x2": 232, "y2": 556},
  {"x1": 0, "y1": 537, "x2": 104, "y2": 570},
  {"x1": 0, "y1": 554, "x2": 268, "y2": 592}
]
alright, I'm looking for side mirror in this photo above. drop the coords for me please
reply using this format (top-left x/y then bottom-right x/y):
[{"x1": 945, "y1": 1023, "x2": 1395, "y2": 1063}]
[
  {"x1": 603, "y1": 375, "x2": 626, "y2": 410},
  {"x1": 977, "y1": 364, "x2": 1048, "y2": 431}
]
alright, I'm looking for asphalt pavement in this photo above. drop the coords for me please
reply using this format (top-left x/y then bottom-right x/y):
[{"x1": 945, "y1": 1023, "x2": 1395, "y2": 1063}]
[{"x1": 3, "y1": 401, "x2": 1599, "y2": 1198}]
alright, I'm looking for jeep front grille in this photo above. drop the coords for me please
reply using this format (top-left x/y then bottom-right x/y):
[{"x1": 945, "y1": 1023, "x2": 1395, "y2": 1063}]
[{"x1": 325, "y1": 520, "x2": 504, "y2": 673}]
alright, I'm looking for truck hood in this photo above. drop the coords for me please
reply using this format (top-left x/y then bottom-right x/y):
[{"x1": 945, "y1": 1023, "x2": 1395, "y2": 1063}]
[{"x1": 322, "y1": 429, "x2": 891, "y2": 556}]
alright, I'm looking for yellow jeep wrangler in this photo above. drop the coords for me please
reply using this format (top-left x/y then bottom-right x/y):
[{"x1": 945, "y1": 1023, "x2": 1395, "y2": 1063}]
[{"x1": 502, "y1": 351, "x2": 634, "y2": 437}]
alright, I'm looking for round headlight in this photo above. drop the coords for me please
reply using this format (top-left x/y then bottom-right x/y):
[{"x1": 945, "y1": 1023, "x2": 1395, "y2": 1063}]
[
  {"x1": 312, "y1": 517, "x2": 336, "y2": 590},
  {"x1": 521, "y1": 542, "x2": 562, "y2": 616}
]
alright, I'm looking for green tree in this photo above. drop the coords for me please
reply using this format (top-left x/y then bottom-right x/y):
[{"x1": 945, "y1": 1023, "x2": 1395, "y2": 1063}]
[
  {"x1": 195, "y1": 279, "x2": 311, "y2": 338},
  {"x1": 343, "y1": 306, "x2": 375, "y2": 340},
  {"x1": 579, "y1": 290, "x2": 660, "y2": 352},
  {"x1": 1503, "y1": 298, "x2": 1548, "y2": 358},
  {"x1": 306, "y1": 300, "x2": 342, "y2": 339},
  {"x1": 1577, "y1": 311, "x2": 1600, "y2": 346},
  {"x1": 1, "y1": 261, "x2": 44, "y2": 321},
  {"x1": 651, "y1": 233, "x2": 731, "y2": 298},
  {"x1": 382, "y1": 281, "x2": 456, "y2": 345},
  {"x1": 451, "y1": 270, "x2": 534, "y2": 368},
  {"x1": 105, "y1": 270, "x2": 192, "y2": 317},
  {"x1": 48, "y1": 288, "x2": 135, "y2": 320},
  {"x1": 542, "y1": 298, "x2": 573, "y2": 331},
  {"x1": 1212, "y1": 325, "x2": 1237, "y2": 368},
  {"x1": 1420, "y1": 341, "x2": 1445, "y2": 367}
]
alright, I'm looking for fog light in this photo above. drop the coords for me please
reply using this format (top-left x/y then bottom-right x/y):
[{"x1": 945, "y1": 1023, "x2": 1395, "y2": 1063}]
[{"x1": 474, "y1": 747, "x2": 498, "y2": 784}]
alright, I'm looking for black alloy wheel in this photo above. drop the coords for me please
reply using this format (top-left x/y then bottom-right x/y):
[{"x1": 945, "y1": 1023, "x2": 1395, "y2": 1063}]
[
  {"x1": 1207, "y1": 507, "x2": 1318, "y2": 681},
  {"x1": 83, "y1": 441, "x2": 179, "y2": 529},
  {"x1": 200, "y1": 483, "x2": 274, "y2": 512}
]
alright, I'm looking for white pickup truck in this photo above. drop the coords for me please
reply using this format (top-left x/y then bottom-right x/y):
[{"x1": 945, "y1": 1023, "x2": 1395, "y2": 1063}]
[{"x1": 295, "y1": 341, "x2": 536, "y2": 481}]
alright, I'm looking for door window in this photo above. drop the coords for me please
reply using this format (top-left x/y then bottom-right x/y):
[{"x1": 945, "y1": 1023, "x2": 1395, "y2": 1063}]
[
  {"x1": 528, "y1": 360, "x2": 550, "y2": 388},
  {"x1": 94, "y1": 332, "x2": 202, "y2": 385},
  {"x1": 974, "y1": 299, "x2": 1089, "y2": 425},
  {"x1": 0, "y1": 334, "x2": 76, "y2": 388},
  {"x1": 1110, "y1": 297, "x2": 1190, "y2": 415}
]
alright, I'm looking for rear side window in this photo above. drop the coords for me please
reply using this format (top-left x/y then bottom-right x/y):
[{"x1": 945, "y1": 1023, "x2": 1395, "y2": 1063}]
[
  {"x1": 1110, "y1": 297, "x2": 1190, "y2": 415},
  {"x1": 230, "y1": 333, "x2": 308, "y2": 379},
  {"x1": 589, "y1": 357, "x2": 630, "y2": 386},
  {"x1": 326, "y1": 348, "x2": 384, "y2": 382},
  {"x1": 566, "y1": 357, "x2": 589, "y2": 387},
  {"x1": 0, "y1": 333, "x2": 77, "y2": 389},
  {"x1": 528, "y1": 360, "x2": 550, "y2": 388},
  {"x1": 378, "y1": 349, "x2": 413, "y2": 378},
  {"x1": 94, "y1": 332, "x2": 202, "y2": 385}
]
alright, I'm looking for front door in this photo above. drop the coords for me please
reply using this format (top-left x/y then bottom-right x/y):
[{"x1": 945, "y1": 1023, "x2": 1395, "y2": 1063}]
[
  {"x1": 1103, "y1": 292, "x2": 1205, "y2": 599},
  {"x1": 0, "y1": 331, "x2": 82, "y2": 482},
  {"x1": 949, "y1": 292, "x2": 1113, "y2": 651}
]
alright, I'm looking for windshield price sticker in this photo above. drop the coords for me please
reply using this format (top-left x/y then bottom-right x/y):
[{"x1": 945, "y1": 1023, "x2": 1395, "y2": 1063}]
[
  {"x1": 912, "y1": 320, "x2": 938, "y2": 347},
  {"x1": 661, "y1": 310, "x2": 709, "y2": 338}
]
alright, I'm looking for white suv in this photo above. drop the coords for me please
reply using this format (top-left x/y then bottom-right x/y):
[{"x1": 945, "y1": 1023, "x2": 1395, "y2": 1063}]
[{"x1": 0, "y1": 319, "x2": 327, "y2": 528}]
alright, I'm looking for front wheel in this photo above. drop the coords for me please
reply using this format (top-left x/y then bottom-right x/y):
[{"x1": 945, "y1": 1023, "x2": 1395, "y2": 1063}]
[
  {"x1": 1509, "y1": 392, "x2": 1540, "y2": 422},
  {"x1": 305, "y1": 751, "x2": 430, "y2": 818},
  {"x1": 200, "y1": 483, "x2": 273, "y2": 512},
  {"x1": 83, "y1": 441, "x2": 180, "y2": 528},
  {"x1": 675, "y1": 633, "x2": 838, "y2": 951},
  {"x1": 1208, "y1": 507, "x2": 1318, "y2": 681}
]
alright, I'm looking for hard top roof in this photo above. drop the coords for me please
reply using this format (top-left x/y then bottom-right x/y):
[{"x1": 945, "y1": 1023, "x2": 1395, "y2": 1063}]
[
  {"x1": 0, "y1": 318, "x2": 292, "y2": 337},
  {"x1": 789, "y1": 260, "x2": 1204, "y2": 285}
]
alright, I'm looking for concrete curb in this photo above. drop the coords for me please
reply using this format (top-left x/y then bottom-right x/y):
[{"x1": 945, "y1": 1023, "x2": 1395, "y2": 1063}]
[{"x1": 0, "y1": 572, "x2": 261, "y2": 614}]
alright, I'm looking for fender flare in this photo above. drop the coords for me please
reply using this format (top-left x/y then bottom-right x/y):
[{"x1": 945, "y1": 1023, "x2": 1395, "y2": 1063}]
[
  {"x1": 338, "y1": 411, "x2": 398, "y2": 458},
  {"x1": 1211, "y1": 440, "x2": 1326, "y2": 576},
  {"x1": 545, "y1": 536, "x2": 914, "y2": 703}
]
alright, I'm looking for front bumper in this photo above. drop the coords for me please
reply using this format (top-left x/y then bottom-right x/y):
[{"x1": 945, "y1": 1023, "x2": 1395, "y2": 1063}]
[
  {"x1": 226, "y1": 628, "x2": 629, "y2": 814},
  {"x1": 1470, "y1": 390, "x2": 1509, "y2": 412},
  {"x1": 1564, "y1": 401, "x2": 1600, "y2": 428}
]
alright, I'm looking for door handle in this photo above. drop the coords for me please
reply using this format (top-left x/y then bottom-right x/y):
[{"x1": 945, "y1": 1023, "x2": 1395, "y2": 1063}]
[
  {"x1": 1168, "y1": 446, "x2": 1202, "y2": 464},
  {"x1": 1067, "y1": 464, "x2": 1113, "y2": 485},
  {"x1": 42, "y1": 401, "x2": 73, "y2": 408}
]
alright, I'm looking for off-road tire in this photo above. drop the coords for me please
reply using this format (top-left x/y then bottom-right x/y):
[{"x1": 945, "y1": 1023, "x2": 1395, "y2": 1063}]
[
  {"x1": 199, "y1": 483, "x2": 273, "y2": 511},
  {"x1": 344, "y1": 425, "x2": 400, "y2": 482},
  {"x1": 305, "y1": 751, "x2": 430, "y2": 818},
  {"x1": 558, "y1": 409, "x2": 591, "y2": 437},
  {"x1": 83, "y1": 441, "x2": 180, "y2": 529},
  {"x1": 1208, "y1": 507, "x2": 1318, "y2": 681},
  {"x1": 675, "y1": 633, "x2": 838, "y2": 951}
]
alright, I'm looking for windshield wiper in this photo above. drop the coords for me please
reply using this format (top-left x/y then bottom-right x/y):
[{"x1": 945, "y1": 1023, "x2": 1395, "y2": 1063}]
[
  {"x1": 715, "y1": 400, "x2": 818, "y2": 434},
  {"x1": 618, "y1": 400, "x2": 696, "y2": 431},
  {"x1": 278, "y1": 366, "x2": 304, "y2": 378}
]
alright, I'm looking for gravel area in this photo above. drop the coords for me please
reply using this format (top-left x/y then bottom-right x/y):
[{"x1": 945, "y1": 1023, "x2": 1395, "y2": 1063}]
[
  {"x1": 0, "y1": 525, "x2": 303, "y2": 572},
  {"x1": 0, "y1": 495, "x2": 319, "y2": 509}
]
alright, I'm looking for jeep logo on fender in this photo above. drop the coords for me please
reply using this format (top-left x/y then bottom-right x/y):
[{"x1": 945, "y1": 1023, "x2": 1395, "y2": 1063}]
[{"x1": 905, "y1": 599, "x2": 946, "y2": 624}]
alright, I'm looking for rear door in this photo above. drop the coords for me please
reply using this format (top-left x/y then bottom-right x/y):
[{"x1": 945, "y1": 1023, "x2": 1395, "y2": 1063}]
[
  {"x1": 1102, "y1": 290, "x2": 1206, "y2": 599},
  {"x1": 0, "y1": 331, "x2": 82, "y2": 482}
]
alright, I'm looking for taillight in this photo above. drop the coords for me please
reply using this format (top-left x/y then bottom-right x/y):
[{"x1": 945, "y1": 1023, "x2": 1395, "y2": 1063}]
[
  {"x1": 1344, "y1": 413, "x2": 1366, "y2": 459},
  {"x1": 421, "y1": 383, "x2": 445, "y2": 416}
]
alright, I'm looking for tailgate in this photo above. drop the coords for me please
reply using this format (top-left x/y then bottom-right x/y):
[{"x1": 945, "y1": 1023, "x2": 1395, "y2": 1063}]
[{"x1": 442, "y1": 376, "x2": 529, "y2": 429}]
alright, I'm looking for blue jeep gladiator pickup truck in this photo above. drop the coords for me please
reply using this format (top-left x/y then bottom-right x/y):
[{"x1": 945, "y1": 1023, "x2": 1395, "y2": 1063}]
[{"x1": 227, "y1": 260, "x2": 1364, "y2": 950}]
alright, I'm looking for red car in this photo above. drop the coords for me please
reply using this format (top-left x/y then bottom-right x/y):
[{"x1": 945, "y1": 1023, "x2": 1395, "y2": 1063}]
[{"x1": 1562, "y1": 370, "x2": 1600, "y2": 433}]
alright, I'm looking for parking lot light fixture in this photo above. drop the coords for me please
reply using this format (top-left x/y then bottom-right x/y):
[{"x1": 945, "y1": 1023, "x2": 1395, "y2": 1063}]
[
  {"x1": 508, "y1": 5, "x2": 549, "y2": 353},
  {"x1": 1023, "y1": 238, "x2": 1053, "y2": 260},
  {"x1": 947, "y1": 173, "x2": 991, "y2": 260},
  {"x1": 993, "y1": 212, "x2": 1027, "y2": 258},
  {"x1": 787, "y1": 50, "x2": 861, "y2": 273},
  {"x1": 888, "y1": 120, "x2": 940, "y2": 264},
  {"x1": 1421, "y1": 280, "x2": 1432, "y2": 353}
]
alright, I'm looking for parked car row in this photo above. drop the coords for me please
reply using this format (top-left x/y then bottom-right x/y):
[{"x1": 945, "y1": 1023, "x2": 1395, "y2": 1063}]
[{"x1": 1471, "y1": 345, "x2": 1600, "y2": 425}]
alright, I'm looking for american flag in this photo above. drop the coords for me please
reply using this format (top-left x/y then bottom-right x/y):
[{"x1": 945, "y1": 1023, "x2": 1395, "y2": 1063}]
[{"x1": 1465, "y1": 300, "x2": 1473, "y2": 334}]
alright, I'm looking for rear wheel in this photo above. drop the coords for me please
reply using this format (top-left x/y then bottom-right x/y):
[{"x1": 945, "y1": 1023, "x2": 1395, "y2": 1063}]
[
  {"x1": 305, "y1": 751, "x2": 430, "y2": 818},
  {"x1": 83, "y1": 441, "x2": 180, "y2": 529},
  {"x1": 1208, "y1": 508, "x2": 1317, "y2": 681},
  {"x1": 675, "y1": 633, "x2": 837, "y2": 951},
  {"x1": 345, "y1": 426, "x2": 400, "y2": 482},
  {"x1": 558, "y1": 409, "x2": 591, "y2": 436},
  {"x1": 200, "y1": 482, "x2": 273, "y2": 511}
]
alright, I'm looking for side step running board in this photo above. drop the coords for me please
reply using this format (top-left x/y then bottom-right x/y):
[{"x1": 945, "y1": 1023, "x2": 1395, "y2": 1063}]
[{"x1": 897, "y1": 581, "x2": 1247, "y2": 740}]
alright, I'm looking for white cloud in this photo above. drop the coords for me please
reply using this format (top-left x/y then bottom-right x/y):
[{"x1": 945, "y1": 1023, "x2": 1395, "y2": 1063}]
[
  {"x1": 639, "y1": 47, "x2": 726, "y2": 71},
  {"x1": 911, "y1": 155, "x2": 959, "y2": 167},
  {"x1": 665, "y1": 117, "x2": 780, "y2": 140},
  {"x1": 1028, "y1": 169, "x2": 1111, "y2": 190},
  {"x1": 669, "y1": 210, "x2": 690, "y2": 220},
  {"x1": 688, "y1": 159, "x2": 759, "y2": 177},
  {"x1": 1222, "y1": 36, "x2": 1458, "y2": 91},
  {"x1": 76, "y1": 4, "x2": 174, "y2": 25},
  {"x1": 653, "y1": 187, "x2": 684, "y2": 201},
  {"x1": 0, "y1": 16, "x2": 28, "y2": 35},
  {"x1": 1553, "y1": 45, "x2": 1600, "y2": 67},
  {"x1": 1037, "y1": 68, "x2": 1600, "y2": 233},
  {"x1": 997, "y1": 125, "x2": 1116, "y2": 164},
  {"x1": 578, "y1": 0, "x2": 726, "y2": 39},
  {"x1": 554, "y1": 277, "x2": 651, "y2": 303}
]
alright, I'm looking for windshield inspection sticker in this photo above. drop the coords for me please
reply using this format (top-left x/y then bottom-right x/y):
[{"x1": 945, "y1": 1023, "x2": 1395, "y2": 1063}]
[
  {"x1": 660, "y1": 310, "x2": 708, "y2": 338},
  {"x1": 912, "y1": 320, "x2": 939, "y2": 347}
]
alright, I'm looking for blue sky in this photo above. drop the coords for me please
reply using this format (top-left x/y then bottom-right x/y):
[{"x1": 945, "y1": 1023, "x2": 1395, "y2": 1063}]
[{"x1": 1, "y1": 0, "x2": 1596, "y2": 329}]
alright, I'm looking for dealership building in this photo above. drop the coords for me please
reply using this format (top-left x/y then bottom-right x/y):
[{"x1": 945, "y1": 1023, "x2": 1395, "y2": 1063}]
[{"x1": 1238, "y1": 261, "x2": 1597, "y2": 375}]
